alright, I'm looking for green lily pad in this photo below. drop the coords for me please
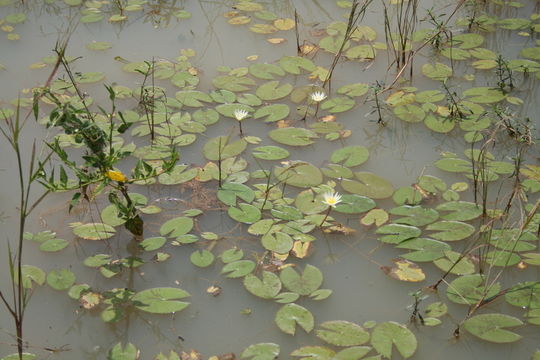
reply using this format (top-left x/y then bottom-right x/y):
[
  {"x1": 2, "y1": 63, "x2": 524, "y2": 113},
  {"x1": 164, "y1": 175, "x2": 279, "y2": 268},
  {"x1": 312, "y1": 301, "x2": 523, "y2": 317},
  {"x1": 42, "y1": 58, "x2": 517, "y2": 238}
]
[
  {"x1": 132, "y1": 287, "x2": 190, "y2": 314},
  {"x1": 253, "y1": 104, "x2": 290, "y2": 122},
  {"x1": 322, "y1": 164, "x2": 354, "y2": 179},
  {"x1": 228, "y1": 203, "x2": 261, "y2": 224},
  {"x1": 17, "y1": 265, "x2": 45, "y2": 288},
  {"x1": 275, "y1": 303, "x2": 314, "y2": 335},
  {"x1": 47, "y1": 268, "x2": 76, "y2": 290},
  {"x1": 390, "y1": 205, "x2": 439, "y2": 227},
  {"x1": 463, "y1": 87, "x2": 505, "y2": 104},
  {"x1": 275, "y1": 292, "x2": 300, "y2": 304},
  {"x1": 271, "y1": 205, "x2": 303, "y2": 220},
  {"x1": 5, "y1": 12, "x2": 26, "y2": 23},
  {"x1": 241, "y1": 343, "x2": 280, "y2": 360},
  {"x1": 190, "y1": 250, "x2": 215, "y2": 267},
  {"x1": 243, "y1": 271, "x2": 282, "y2": 299},
  {"x1": 463, "y1": 314, "x2": 523, "y2": 343},
  {"x1": 39, "y1": 237, "x2": 69, "y2": 252},
  {"x1": 221, "y1": 260, "x2": 256, "y2": 278},
  {"x1": 73, "y1": 222, "x2": 116, "y2": 240},
  {"x1": 213, "y1": 75, "x2": 256, "y2": 92},
  {"x1": 376, "y1": 224, "x2": 421, "y2": 244},
  {"x1": 424, "y1": 115, "x2": 456, "y2": 133},
  {"x1": 217, "y1": 182, "x2": 253, "y2": 205},
  {"x1": 175, "y1": 90, "x2": 213, "y2": 107},
  {"x1": 426, "y1": 220, "x2": 475, "y2": 241},
  {"x1": 392, "y1": 187, "x2": 423, "y2": 206},
  {"x1": 279, "y1": 56, "x2": 316, "y2": 74},
  {"x1": 252, "y1": 145, "x2": 290, "y2": 160},
  {"x1": 397, "y1": 238, "x2": 451, "y2": 262},
  {"x1": 371, "y1": 321, "x2": 417, "y2": 359},
  {"x1": 203, "y1": 136, "x2": 247, "y2": 160},
  {"x1": 261, "y1": 231, "x2": 294, "y2": 253},
  {"x1": 421, "y1": 62, "x2": 452, "y2": 81},
  {"x1": 417, "y1": 175, "x2": 447, "y2": 193},
  {"x1": 321, "y1": 97, "x2": 356, "y2": 113},
  {"x1": 255, "y1": 81, "x2": 293, "y2": 101},
  {"x1": 108, "y1": 343, "x2": 138, "y2": 360},
  {"x1": 334, "y1": 194, "x2": 376, "y2": 214},
  {"x1": 280, "y1": 264, "x2": 323, "y2": 296},
  {"x1": 316, "y1": 321, "x2": 370, "y2": 346},
  {"x1": 337, "y1": 83, "x2": 369, "y2": 97},
  {"x1": 274, "y1": 162, "x2": 323, "y2": 187},
  {"x1": 86, "y1": 41, "x2": 112, "y2": 51},
  {"x1": 75, "y1": 72, "x2": 105, "y2": 84},
  {"x1": 249, "y1": 63, "x2": 285, "y2": 79},
  {"x1": 1, "y1": 353, "x2": 36, "y2": 360},
  {"x1": 159, "y1": 216, "x2": 194, "y2": 238},
  {"x1": 159, "y1": 165, "x2": 198, "y2": 185},
  {"x1": 446, "y1": 274, "x2": 501, "y2": 305},
  {"x1": 394, "y1": 104, "x2": 426, "y2": 123},
  {"x1": 291, "y1": 346, "x2": 335, "y2": 359},
  {"x1": 505, "y1": 281, "x2": 540, "y2": 309},
  {"x1": 435, "y1": 201, "x2": 482, "y2": 221},
  {"x1": 341, "y1": 172, "x2": 394, "y2": 199},
  {"x1": 269, "y1": 127, "x2": 318, "y2": 146},
  {"x1": 433, "y1": 251, "x2": 475, "y2": 275},
  {"x1": 331, "y1": 146, "x2": 369, "y2": 167},
  {"x1": 140, "y1": 237, "x2": 167, "y2": 252}
]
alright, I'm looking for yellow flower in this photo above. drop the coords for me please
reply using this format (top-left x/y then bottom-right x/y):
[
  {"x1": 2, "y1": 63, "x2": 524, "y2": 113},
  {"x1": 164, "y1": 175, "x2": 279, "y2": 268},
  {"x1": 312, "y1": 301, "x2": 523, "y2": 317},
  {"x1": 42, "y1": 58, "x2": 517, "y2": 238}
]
[
  {"x1": 322, "y1": 191, "x2": 342, "y2": 208},
  {"x1": 106, "y1": 170, "x2": 127, "y2": 182}
]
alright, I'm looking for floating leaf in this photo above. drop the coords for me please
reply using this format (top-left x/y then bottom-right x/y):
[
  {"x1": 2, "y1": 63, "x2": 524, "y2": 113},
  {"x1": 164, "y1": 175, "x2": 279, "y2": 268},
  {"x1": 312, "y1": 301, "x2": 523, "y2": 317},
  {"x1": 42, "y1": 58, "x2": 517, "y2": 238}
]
[
  {"x1": 160, "y1": 216, "x2": 194, "y2": 238},
  {"x1": 291, "y1": 346, "x2": 335, "y2": 359},
  {"x1": 18, "y1": 265, "x2": 45, "y2": 288},
  {"x1": 337, "y1": 83, "x2": 369, "y2": 97},
  {"x1": 218, "y1": 182, "x2": 255, "y2": 206},
  {"x1": 427, "y1": 220, "x2": 475, "y2": 241},
  {"x1": 361, "y1": 209, "x2": 389, "y2": 227},
  {"x1": 228, "y1": 203, "x2": 261, "y2": 224},
  {"x1": 280, "y1": 265, "x2": 323, "y2": 295},
  {"x1": 253, "y1": 104, "x2": 290, "y2": 122},
  {"x1": 279, "y1": 56, "x2": 316, "y2": 74},
  {"x1": 249, "y1": 63, "x2": 285, "y2": 79},
  {"x1": 316, "y1": 321, "x2": 370, "y2": 346},
  {"x1": 341, "y1": 172, "x2": 394, "y2": 199},
  {"x1": 108, "y1": 343, "x2": 138, "y2": 360},
  {"x1": 243, "y1": 271, "x2": 282, "y2": 299},
  {"x1": 397, "y1": 238, "x2": 450, "y2": 262},
  {"x1": 433, "y1": 251, "x2": 475, "y2": 275},
  {"x1": 47, "y1": 268, "x2": 76, "y2": 290},
  {"x1": 73, "y1": 222, "x2": 116, "y2": 240},
  {"x1": 261, "y1": 231, "x2": 294, "y2": 254},
  {"x1": 331, "y1": 146, "x2": 369, "y2": 167},
  {"x1": 394, "y1": 104, "x2": 426, "y2": 123},
  {"x1": 505, "y1": 281, "x2": 540, "y2": 309},
  {"x1": 275, "y1": 303, "x2": 314, "y2": 335},
  {"x1": 422, "y1": 62, "x2": 452, "y2": 81},
  {"x1": 375, "y1": 224, "x2": 421, "y2": 244},
  {"x1": 446, "y1": 274, "x2": 501, "y2": 305},
  {"x1": 321, "y1": 97, "x2": 355, "y2": 113},
  {"x1": 86, "y1": 41, "x2": 112, "y2": 51},
  {"x1": 212, "y1": 75, "x2": 256, "y2": 92},
  {"x1": 256, "y1": 81, "x2": 293, "y2": 101},
  {"x1": 274, "y1": 162, "x2": 323, "y2": 187},
  {"x1": 241, "y1": 343, "x2": 280, "y2": 360},
  {"x1": 463, "y1": 314, "x2": 523, "y2": 343},
  {"x1": 371, "y1": 322, "x2": 417, "y2": 359},
  {"x1": 381, "y1": 258, "x2": 425, "y2": 282},
  {"x1": 390, "y1": 205, "x2": 439, "y2": 227},
  {"x1": 252, "y1": 145, "x2": 290, "y2": 160},
  {"x1": 221, "y1": 260, "x2": 256, "y2": 278},
  {"x1": 203, "y1": 136, "x2": 247, "y2": 160},
  {"x1": 132, "y1": 287, "x2": 190, "y2": 314}
]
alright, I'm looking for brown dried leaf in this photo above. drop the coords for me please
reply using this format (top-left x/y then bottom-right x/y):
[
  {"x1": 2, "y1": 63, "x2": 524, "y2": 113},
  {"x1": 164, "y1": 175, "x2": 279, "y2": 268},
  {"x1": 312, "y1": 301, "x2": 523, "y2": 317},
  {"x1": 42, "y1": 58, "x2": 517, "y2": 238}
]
[{"x1": 381, "y1": 258, "x2": 425, "y2": 282}]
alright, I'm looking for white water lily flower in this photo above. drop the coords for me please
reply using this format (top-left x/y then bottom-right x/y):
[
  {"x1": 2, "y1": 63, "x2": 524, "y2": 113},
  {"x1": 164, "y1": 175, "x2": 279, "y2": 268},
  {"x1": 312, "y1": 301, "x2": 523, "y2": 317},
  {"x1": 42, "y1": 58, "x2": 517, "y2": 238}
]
[
  {"x1": 233, "y1": 109, "x2": 249, "y2": 121},
  {"x1": 310, "y1": 91, "x2": 327, "y2": 102},
  {"x1": 322, "y1": 191, "x2": 342, "y2": 208}
]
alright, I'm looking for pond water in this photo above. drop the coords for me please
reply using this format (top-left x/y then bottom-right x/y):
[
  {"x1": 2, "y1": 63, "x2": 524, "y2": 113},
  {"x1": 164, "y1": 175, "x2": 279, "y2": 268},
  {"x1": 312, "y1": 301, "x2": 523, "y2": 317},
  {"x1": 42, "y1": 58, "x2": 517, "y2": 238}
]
[{"x1": 0, "y1": 0, "x2": 539, "y2": 359}]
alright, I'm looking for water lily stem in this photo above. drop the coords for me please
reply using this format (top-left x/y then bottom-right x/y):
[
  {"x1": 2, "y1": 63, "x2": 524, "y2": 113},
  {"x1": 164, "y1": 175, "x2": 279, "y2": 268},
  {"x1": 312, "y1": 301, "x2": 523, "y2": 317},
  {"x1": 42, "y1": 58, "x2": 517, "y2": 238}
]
[{"x1": 320, "y1": 207, "x2": 332, "y2": 227}]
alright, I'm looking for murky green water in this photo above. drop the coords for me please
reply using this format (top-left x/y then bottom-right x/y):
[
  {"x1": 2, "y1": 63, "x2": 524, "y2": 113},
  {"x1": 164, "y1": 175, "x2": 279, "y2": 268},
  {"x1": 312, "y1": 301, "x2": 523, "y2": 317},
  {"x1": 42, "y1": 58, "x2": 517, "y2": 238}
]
[{"x1": 1, "y1": 0, "x2": 539, "y2": 359}]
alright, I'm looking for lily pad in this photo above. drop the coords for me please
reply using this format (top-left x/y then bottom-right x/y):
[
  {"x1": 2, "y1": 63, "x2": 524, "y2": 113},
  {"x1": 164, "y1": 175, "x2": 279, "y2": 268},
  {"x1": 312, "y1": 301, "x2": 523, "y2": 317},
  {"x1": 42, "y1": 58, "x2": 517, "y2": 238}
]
[
  {"x1": 381, "y1": 258, "x2": 425, "y2": 282},
  {"x1": 203, "y1": 136, "x2": 247, "y2": 160},
  {"x1": 269, "y1": 127, "x2": 318, "y2": 146},
  {"x1": 274, "y1": 162, "x2": 323, "y2": 187},
  {"x1": 390, "y1": 205, "x2": 439, "y2": 227},
  {"x1": 341, "y1": 172, "x2": 394, "y2": 199},
  {"x1": 73, "y1": 222, "x2": 116, "y2": 240},
  {"x1": 280, "y1": 264, "x2": 323, "y2": 296},
  {"x1": 249, "y1": 63, "x2": 285, "y2": 79},
  {"x1": 253, "y1": 104, "x2": 290, "y2": 122},
  {"x1": 241, "y1": 343, "x2": 280, "y2": 360},
  {"x1": 243, "y1": 271, "x2": 282, "y2": 299},
  {"x1": 331, "y1": 146, "x2": 369, "y2": 167},
  {"x1": 321, "y1": 97, "x2": 356, "y2": 113},
  {"x1": 463, "y1": 314, "x2": 523, "y2": 343},
  {"x1": 316, "y1": 321, "x2": 370, "y2": 346},
  {"x1": 446, "y1": 274, "x2": 501, "y2": 305},
  {"x1": 47, "y1": 268, "x2": 76, "y2": 290},
  {"x1": 252, "y1": 145, "x2": 290, "y2": 160},
  {"x1": 256, "y1": 81, "x2": 293, "y2": 101},
  {"x1": 426, "y1": 220, "x2": 475, "y2": 241},
  {"x1": 279, "y1": 56, "x2": 316, "y2": 74},
  {"x1": 221, "y1": 260, "x2": 256, "y2": 278},
  {"x1": 261, "y1": 231, "x2": 294, "y2": 254},
  {"x1": 422, "y1": 62, "x2": 452, "y2": 81},
  {"x1": 376, "y1": 224, "x2": 421, "y2": 244},
  {"x1": 433, "y1": 251, "x2": 475, "y2": 275},
  {"x1": 505, "y1": 282, "x2": 540, "y2": 309},
  {"x1": 334, "y1": 194, "x2": 376, "y2": 214},
  {"x1": 397, "y1": 238, "x2": 451, "y2": 262},
  {"x1": 159, "y1": 216, "x2": 194, "y2": 238},
  {"x1": 275, "y1": 303, "x2": 314, "y2": 335},
  {"x1": 132, "y1": 287, "x2": 190, "y2": 314},
  {"x1": 371, "y1": 321, "x2": 417, "y2": 359},
  {"x1": 228, "y1": 203, "x2": 261, "y2": 224}
]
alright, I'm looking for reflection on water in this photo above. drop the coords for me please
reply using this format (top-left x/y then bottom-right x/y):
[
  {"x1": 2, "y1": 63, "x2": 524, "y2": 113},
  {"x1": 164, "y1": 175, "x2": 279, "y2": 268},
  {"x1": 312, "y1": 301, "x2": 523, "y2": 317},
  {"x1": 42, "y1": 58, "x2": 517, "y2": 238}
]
[{"x1": 1, "y1": 0, "x2": 539, "y2": 359}]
